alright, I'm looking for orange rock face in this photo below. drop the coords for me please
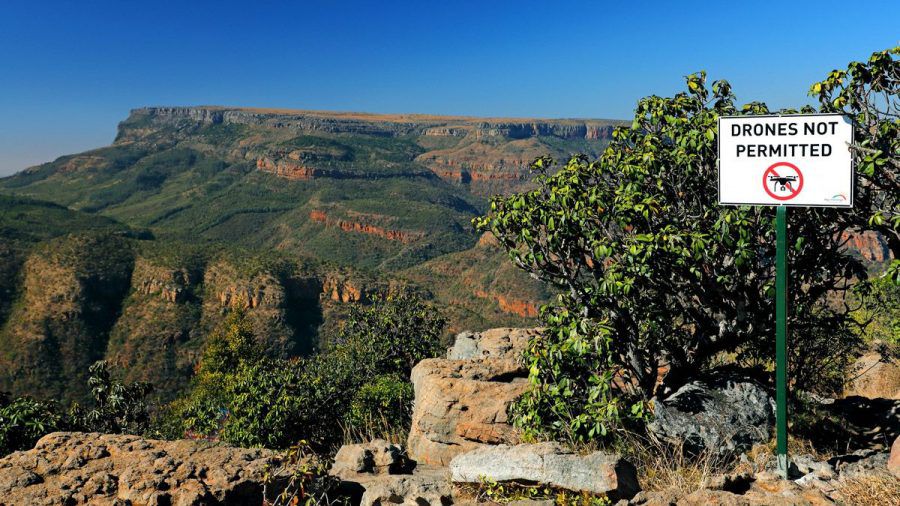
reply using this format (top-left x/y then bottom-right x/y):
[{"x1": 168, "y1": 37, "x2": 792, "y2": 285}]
[
  {"x1": 256, "y1": 157, "x2": 323, "y2": 180},
  {"x1": 473, "y1": 289, "x2": 539, "y2": 318},
  {"x1": 839, "y1": 230, "x2": 892, "y2": 263},
  {"x1": 309, "y1": 210, "x2": 424, "y2": 244}
]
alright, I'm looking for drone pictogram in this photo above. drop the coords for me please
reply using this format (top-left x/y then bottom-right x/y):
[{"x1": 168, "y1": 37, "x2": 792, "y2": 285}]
[
  {"x1": 768, "y1": 175, "x2": 798, "y2": 193},
  {"x1": 762, "y1": 162, "x2": 804, "y2": 201}
]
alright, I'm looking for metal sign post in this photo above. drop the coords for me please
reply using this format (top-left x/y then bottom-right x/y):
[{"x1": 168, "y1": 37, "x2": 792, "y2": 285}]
[
  {"x1": 718, "y1": 113, "x2": 854, "y2": 480},
  {"x1": 775, "y1": 205, "x2": 788, "y2": 478}
]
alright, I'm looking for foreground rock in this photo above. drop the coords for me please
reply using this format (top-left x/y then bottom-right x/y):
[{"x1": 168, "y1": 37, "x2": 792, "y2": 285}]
[
  {"x1": 407, "y1": 328, "x2": 537, "y2": 466},
  {"x1": 0, "y1": 432, "x2": 281, "y2": 505},
  {"x1": 450, "y1": 442, "x2": 639, "y2": 499},
  {"x1": 331, "y1": 439, "x2": 412, "y2": 478},
  {"x1": 330, "y1": 439, "x2": 453, "y2": 505},
  {"x1": 648, "y1": 373, "x2": 774, "y2": 459},
  {"x1": 844, "y1": 349, "x2": 900, "y2": 399}
]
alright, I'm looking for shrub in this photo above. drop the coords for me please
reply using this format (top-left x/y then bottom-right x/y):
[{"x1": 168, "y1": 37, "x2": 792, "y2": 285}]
[
  {"x1": 167, "y1": 295, "x2": 444, "y2": 450},
  {"x1": 69, "y1": 360, "x2": 153, "y2": 435},
  {"x1": 347, "y1": 374, "x2": 414, "y2": 439},
  {"x1": 477, "y1": 49, "x2": 900, "y2": 442},
  {"x1": 0, "y1": 393, "x2": 63, "y2": 456},
  {"x1": 333, "y1": 294, "x2": 446, "y2": 378}
]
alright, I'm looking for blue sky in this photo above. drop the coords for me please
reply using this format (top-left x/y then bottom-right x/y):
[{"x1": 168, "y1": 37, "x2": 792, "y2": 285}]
[{"x1": 1, "y1": 0, "x2": 897, "y2": 175}]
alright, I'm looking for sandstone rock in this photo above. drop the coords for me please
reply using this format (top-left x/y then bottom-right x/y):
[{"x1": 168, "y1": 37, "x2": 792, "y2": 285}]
[
  {"x1": 408, "y1": 328, "x2": 534, "y2": 466},
  {"x1": 844, "y1": 350, "x2": 900, "y2": 399},
  {"x1": 446, "y1": 327, "x2": 537, "y2": 361},
  {"x1": 331, "y1": 439, "x2": 411, "y2": 478},
  {"x1": 449, "y1": 442, "x2": 640, "y2": 499},
  {"x1": 831, "y1": 448, "x2": 890, "y2": 478},
  {"x1": 647, "y1": 374, "x2": 774, "y2": 459},
  {"x1": 890, "y1": 435, "x2": 900, "y2": 478},
  {"x1": 0, "y1": 432, "x2": 283, "y2": 505},
  {"x1": 358, "y1": 466, "x2": 452, "y2": 506}
]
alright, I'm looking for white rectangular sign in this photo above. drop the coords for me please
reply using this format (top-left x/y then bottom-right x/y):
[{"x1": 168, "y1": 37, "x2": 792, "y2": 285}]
[{"x1": 718, "y1": 114, "x2": 853, "y2": 207}]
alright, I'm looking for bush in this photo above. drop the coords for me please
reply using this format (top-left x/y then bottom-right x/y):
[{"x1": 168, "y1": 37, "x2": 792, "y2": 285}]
[
  {"x1": 333, "y1": 294, "x2": 446, "y2": 378},
  {"x1": 0, "y1": 393, "x2": 63, "y2": 456},
  {"x1": 347, "y1": 374, "x2": 414, "y2": 437},
  {"x1": 69, "y1": 361, "x2": 153, "y2": 435},
  {"x1": 477, "y1": 49, "x2": 900, "y2": 443},
  {"x1": 166, "y1": 295, "x2": 444, "y2": 450}
]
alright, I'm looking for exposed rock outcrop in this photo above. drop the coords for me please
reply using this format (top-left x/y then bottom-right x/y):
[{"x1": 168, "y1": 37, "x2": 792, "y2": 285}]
[
  {"x1": 0, "y1": 432, "x2": 284, "y2": 505},
  {"x1": 309, "y1": 209, "x2": 425, "y2": 243},
  {"x1": 647, "y1": 374, "x2": 775, "y2": 459},
  {"x1": 839, "y1": 229, "x2": 893, "y2": 264},
  {"x1": 125, "y1": 106, "x2": 621, "y2": 141},
  {"x1": 844, "y1": 349, "x2": 900, "y2": 399},
  {"x1": 331, "y1": 439, "x2": 412, "y2": 478},
  {"x1": 407, "y1": 328, "x2": 535, "y2": 466},
  {"x1": 449, "y1": 442, "x2": 640, "y2": 499}
]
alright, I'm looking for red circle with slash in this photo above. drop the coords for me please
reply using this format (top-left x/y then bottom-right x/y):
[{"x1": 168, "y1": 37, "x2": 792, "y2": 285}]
[{"x1": 763, "y1": 162, "x2": 804, "y2": 201}]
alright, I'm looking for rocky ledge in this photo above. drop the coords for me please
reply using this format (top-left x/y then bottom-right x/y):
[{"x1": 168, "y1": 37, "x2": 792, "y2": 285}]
[
  {"x1": 0, "y1": 432, "x2": 283, "y2": 505},
  {"x1": 1, "y1": 328, "x2": 897, "y2": 505}
]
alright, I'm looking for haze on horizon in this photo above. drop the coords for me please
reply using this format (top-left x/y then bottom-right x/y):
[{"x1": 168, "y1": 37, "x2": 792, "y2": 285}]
[{"x1": 1, "y1": 0, "x2": 898, "y2": 176}]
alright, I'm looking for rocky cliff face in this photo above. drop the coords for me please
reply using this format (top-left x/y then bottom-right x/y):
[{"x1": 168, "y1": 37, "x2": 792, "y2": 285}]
[
  {"x1": 122, "y1": 106, "x2": 622, "y2": 142},
  {"x1": 0, "y1": 235, "x2": 134, "y2": 404},
  {"x1": 0, "y1": 233, "x2": 409, "y2": 402},
  {"x1": 309, "y1": 210, "x2": 425, "y2": 244}
]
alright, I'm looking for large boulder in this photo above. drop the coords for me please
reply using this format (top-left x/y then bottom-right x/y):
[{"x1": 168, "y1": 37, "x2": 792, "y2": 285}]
[
  {"x1": 331, "y1": 439, "x2": 412, "y2": 478},
  {"x1": 330, "y1": 440, "x2": 451, "y2": 506},
  {"x1": 844, "y1": 349, "x2": 900, "y2": 399},
  {"x1": 357, "y1": 467, "x2": 452, "y2": 506},
  {"x1": 446, "y1": 327, "x2": 538, "y2": 360},
  {"x1": 0, "y1": 432, "x2": 283, "y2": 505},
  {"x1": 449, "y1": 442, "x2": 639, "y2": 499},
  {"x1": 407, "y1": 328, "x2": 537, "y2": 466},
  {"x1": 647, "y1": 374, "x2": 775, "y2": 459}
]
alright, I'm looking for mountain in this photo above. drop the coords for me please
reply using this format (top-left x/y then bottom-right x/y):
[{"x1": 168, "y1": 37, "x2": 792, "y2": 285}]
[{"x1": 0, "y1": 106, "x2": 622, "y2": 402}]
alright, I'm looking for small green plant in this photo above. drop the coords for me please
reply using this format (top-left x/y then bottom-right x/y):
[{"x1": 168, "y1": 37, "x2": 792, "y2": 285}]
[
  {"x1": 263, "y1": 441, "x2": 348, "y2": 506},
  {"x1": 69, "y1": 360, "x2": 153, "y2": 435},
  {"x1": 459, "y1": 476, "x2": 612, "y2": 505},
  {"x1": 0, "y1": 393, "x2": 63, "y2": 456}
]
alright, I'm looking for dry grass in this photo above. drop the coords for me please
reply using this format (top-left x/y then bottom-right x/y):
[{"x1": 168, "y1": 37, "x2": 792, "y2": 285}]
[
  {"x1": 732, "y1": 437, "x2": 836, "y2": 476},
  {"x1": 833, "y1": 473, "x2": 900, "y2": 506},
  {"x1": 616, "y1": 432, "x2": 732, "y2": 494},
  {"x1": 339, "y1": 413, "x2": 409, "y2": 447}
]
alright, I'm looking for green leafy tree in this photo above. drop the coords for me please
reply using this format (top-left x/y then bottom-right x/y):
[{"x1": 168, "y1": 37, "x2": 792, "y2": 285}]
[
  {"x1": 197, "y1": 309, "x2": 264, "y2": 376},
  {"x1": 348, "y1": 373, "x2": 415, "y2": 432},
  {"x1": 167, "y1": 295, "x2": 444, "y2": 449},
  {"x1": 0, "y1": 393, "x2": 63, "y2": 456},
  {"x1": 334, "y1": 294, "x2": 446, "y2": 378},
  {"x1": 69, "y1": 361, "x2": 153, "y2": 435},
  {"x1": 809, "y1": 47, "x2": 900, "y2": 281},
  {"x1": 475, "y1": 54, "x2": 895, "y2": 440}
]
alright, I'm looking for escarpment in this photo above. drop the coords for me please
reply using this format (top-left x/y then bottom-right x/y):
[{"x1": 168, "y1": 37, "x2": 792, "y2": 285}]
[
  {"x1": 122, "y1": 106, "x2": 622, "y2": 142},
  {"x1": 309, "y1": 209, "x2": 425, "y2": 243}
]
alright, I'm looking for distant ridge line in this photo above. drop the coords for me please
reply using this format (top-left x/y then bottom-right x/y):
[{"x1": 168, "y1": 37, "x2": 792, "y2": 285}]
[{"x1": 131, "y1": 105, "x2": 628, "y2": 125}]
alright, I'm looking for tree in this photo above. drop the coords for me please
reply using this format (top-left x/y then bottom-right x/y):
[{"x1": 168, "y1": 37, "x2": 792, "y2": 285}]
[
  {"x1": 809, "y1": 46, "x2": 899, "y2": 281},
  {"x1": 474, "y1": 49, "x2": 898, "y2": 440},
  {"x1": 166, "y1": 294, "x2": 445, "y2": 449},
  {"x1": 69, "y1": 361, "x2": 153, "y2": 435},
  {"x1": 0, "y1": 393, "x2": 62, "y2": 456},
  {"x1": 333, "y1": 294, "x2": 446, "y2": 378}
]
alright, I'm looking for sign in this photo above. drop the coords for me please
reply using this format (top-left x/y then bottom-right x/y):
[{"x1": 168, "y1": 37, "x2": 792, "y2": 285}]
[{"x1": 718, "y1": 114, "x2": 853, "y2": 207}]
